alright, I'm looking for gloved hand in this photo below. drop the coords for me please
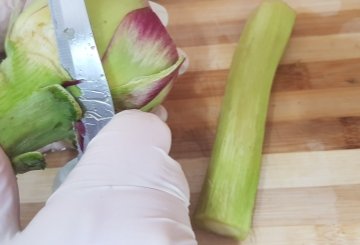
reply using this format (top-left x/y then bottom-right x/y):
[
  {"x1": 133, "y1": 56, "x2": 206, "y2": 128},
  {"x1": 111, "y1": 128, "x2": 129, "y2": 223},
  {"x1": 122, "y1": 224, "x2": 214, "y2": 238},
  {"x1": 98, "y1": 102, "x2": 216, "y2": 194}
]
[{"x1": 0, "y1": 110, "x2": 197, "y2": 245}]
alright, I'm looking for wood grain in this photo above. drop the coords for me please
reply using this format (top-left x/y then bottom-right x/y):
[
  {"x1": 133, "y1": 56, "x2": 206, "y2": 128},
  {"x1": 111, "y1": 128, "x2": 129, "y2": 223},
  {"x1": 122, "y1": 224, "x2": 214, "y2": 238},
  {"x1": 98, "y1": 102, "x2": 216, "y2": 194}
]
[
  {"x1": 182, "y1": 33, "x2": 360, "y2": 72},
  {"x1": 168, "y1": 10, "x2": 360, "y2": 47},
  {"x1": 168, "y1": 59, "x2": 360, "y2": 100},
  {"x1": 18, "y1": 0, "x2": 360, "y2": 244}
]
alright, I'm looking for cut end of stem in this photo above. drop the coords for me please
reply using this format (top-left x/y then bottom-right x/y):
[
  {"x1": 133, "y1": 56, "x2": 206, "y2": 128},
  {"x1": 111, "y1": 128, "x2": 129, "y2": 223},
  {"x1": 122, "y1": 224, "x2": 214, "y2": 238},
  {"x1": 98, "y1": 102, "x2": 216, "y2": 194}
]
[{"x1": 195, "y1": 216, "x2": 248, "y2": 240}]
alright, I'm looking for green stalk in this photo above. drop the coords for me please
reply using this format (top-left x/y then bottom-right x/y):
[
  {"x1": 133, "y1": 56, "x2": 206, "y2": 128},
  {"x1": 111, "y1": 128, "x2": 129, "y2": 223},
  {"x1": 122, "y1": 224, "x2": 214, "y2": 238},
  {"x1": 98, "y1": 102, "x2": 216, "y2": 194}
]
[{"x1": 194, "y1": 0, "x2": 296, "y2": 240}]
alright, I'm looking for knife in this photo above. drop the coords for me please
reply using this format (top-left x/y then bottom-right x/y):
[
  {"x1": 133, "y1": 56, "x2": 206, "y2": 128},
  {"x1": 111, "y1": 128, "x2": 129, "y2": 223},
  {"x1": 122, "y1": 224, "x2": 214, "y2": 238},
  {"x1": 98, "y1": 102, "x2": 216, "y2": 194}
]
[
  {"x1": 49, "y1": 0, "x2": 115, "y2": 188},
  {"x1": 48, "y1": 0, "x2": 115, "y2": 154}
]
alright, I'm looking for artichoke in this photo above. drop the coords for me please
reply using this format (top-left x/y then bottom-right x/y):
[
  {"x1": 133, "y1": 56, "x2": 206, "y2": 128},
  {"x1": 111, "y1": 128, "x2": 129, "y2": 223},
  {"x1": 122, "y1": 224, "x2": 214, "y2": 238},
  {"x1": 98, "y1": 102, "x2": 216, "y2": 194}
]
[{"x1": 0, "y1": 0, "x2": 184, "y2": 173}]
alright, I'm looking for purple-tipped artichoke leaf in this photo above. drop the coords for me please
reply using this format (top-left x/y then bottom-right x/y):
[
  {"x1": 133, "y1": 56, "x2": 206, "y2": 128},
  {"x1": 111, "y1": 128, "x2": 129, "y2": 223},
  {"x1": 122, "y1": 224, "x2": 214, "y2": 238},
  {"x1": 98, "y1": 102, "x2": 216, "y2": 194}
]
[
  {"x1": 113, "y1": 56, "x2": 184, "y2": 109},
  {"x1": 102, "y1": 7, "x2": 182, "y2": 109}
]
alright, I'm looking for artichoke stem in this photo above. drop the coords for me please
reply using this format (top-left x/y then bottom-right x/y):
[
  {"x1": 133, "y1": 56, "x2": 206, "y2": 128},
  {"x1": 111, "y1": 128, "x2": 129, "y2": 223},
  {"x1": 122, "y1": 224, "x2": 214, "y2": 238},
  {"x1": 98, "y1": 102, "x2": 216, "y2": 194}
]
[{"x1": 194, "y1": 0, "x2": 296, "y2": 240}]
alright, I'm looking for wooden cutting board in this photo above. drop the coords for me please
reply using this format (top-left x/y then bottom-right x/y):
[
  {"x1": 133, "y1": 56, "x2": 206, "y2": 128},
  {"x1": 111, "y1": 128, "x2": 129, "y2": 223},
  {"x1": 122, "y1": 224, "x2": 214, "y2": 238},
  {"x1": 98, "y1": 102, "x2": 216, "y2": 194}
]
[{"x1": 18, "y1": 0, "x2": 360, "y2": 244}]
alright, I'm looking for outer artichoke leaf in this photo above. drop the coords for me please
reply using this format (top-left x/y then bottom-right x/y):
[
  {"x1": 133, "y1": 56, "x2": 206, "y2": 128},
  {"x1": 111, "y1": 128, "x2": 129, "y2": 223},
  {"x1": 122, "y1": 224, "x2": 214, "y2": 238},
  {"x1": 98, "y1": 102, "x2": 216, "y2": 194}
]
[
  {"x1": 0, "y1": 84, "x2": 81, "y2": 157},
  {"x1": 7, "y1": 0, "x2": 65, "y2": 78},
  {"x1": 0, "y1": 42, "x2": 70, "y2": 114},
  {"x1": 113, "y1": 57, "x2": 184, "y2": 109},
  {"x1": 140, "y1": 79, "x2": 174, "y2": 112}
]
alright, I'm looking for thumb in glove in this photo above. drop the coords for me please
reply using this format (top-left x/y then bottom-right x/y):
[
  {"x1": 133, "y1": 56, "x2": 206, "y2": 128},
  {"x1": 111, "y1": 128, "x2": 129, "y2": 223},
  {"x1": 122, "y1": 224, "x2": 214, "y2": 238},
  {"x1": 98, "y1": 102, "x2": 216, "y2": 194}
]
[{"x1": 1, "y1": 110, "x2": 197, "y2": 245}]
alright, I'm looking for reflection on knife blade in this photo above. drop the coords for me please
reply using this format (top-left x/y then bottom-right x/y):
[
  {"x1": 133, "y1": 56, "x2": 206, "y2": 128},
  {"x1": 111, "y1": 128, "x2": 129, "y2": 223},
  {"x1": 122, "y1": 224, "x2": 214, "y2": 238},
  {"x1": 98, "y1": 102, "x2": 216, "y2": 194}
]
[{"x1": 49, "y1": 0, "x2": 115, "y2": 154}]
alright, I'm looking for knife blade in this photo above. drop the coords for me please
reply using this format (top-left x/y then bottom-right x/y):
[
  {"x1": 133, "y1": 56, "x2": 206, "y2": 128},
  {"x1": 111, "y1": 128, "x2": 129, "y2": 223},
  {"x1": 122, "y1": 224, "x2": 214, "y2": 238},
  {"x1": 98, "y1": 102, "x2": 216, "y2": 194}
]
[{"x1": 48, "y1": 0, "x2": 115, "y2": 154}]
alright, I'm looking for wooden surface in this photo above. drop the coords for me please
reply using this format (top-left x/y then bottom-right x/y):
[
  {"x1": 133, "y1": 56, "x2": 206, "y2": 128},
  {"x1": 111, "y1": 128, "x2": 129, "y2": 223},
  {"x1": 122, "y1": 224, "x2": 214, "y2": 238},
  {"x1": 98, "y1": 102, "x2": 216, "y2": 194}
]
[{"x1": 18, "y1": 0, "x2": 360, "y2": 244}]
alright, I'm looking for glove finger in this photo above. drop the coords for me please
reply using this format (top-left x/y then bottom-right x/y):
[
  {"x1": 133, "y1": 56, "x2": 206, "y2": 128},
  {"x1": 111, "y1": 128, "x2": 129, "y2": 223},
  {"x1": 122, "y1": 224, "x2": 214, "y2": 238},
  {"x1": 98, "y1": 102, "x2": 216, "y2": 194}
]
[
  {"x1": 0, "y1": 147, "x2": 20, "y2": 242},
  {"x1": 53, "y1": 106, "x2": 169, "y2": 191},
  {"x1": 150, "y1": 105, "x2": 168, "y2": 122},
  {"x1": 149, "y1": 1, "x2": 169, "y2": 27},
  {"x1": 92, "y1": 109, "x2": 172, "y2": 153},
  {"x1": 58, "y1": 110, "x2": 190, "y2": 203}
]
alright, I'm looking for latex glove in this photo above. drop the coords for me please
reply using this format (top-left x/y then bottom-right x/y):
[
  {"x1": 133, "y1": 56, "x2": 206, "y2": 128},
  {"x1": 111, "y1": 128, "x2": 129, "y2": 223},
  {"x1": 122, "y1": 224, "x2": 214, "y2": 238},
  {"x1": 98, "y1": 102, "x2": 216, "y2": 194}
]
[{"x1": 0, "y1": 110, "x2": 197, "y2": 245}]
